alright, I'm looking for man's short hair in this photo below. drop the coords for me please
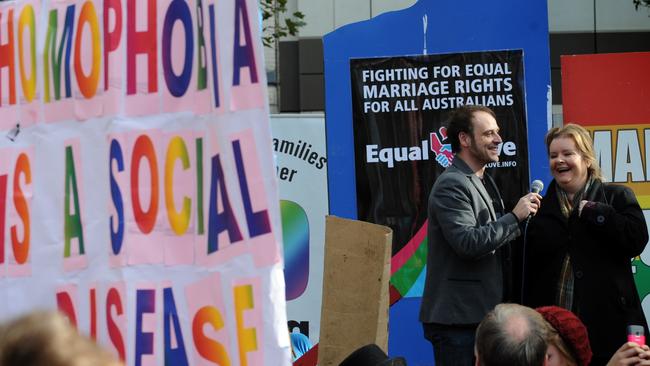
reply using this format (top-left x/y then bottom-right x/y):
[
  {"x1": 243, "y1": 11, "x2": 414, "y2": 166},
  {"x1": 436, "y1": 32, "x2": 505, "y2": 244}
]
[
  {"x1": 475, "y1": 303, "x2": 550, "y2": 366},
  {"x1": 446, "y1": 105, "x2": 496, "y2": 153}
]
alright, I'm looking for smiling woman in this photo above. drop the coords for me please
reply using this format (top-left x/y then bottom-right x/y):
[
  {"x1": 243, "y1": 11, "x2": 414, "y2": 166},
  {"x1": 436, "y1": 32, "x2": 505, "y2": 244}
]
[
  {"x1": 523, "y1": 123, "x2": 649, "y2": 365},
  {"x1": 548, "y1": 136, "x2": 592, "y2": 199},
  {"x1": 547, "y1": 125, "x2": 602, "y2": 201}
]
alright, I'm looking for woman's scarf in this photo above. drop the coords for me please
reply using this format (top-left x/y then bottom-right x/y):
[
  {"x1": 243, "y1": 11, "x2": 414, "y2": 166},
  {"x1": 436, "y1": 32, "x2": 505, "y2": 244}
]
[
  {"x1": 556, "y1": 176, "x2": 594, "y2": 219},
  {"x1": 554, "y1": 175, "x2": 595, "y2": 312}
]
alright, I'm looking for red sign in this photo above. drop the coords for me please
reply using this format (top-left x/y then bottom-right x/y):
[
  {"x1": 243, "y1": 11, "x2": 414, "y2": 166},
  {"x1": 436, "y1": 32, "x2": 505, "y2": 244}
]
[{"x1": 562, "y1": 52, "x2": 650, "y2": 126}]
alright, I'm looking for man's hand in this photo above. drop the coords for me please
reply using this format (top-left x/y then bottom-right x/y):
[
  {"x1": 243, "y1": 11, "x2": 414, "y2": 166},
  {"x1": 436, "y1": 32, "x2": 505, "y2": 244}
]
[{"x1": 511, "y1": 193, "x2": 542, "y2": 222}]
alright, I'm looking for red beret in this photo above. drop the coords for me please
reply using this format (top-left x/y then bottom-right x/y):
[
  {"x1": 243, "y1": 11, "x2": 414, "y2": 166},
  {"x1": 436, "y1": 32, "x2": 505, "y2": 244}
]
[{"x1": 536, "y1": 306, "x2": 593, "y2": 366}]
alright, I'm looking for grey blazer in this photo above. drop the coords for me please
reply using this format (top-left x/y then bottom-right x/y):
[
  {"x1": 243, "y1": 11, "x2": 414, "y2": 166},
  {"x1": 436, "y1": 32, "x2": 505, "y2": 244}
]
[{"x1": 419, "y1": 157, "x2": 521, "y2": 325}]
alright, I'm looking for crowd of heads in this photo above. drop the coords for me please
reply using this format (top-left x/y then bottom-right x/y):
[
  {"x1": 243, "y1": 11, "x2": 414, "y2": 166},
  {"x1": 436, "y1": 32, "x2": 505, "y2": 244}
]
[
  {"x1": 473, "y1": 302, "x2": 650, "y2": 366},
  {"x1": 339, "y1": 303, "x2": 600, "y2": 366}
]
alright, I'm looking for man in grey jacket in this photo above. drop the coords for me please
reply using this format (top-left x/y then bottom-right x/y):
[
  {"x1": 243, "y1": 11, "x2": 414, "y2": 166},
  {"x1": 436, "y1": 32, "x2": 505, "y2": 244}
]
[{"x1": 419, "y1": 105, "x2": 542, "y2": 366}]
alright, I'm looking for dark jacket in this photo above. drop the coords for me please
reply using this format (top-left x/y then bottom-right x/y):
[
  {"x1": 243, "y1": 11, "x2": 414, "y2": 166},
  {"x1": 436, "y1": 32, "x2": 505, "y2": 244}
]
[
  {"x1": 420, "y1": 157, "x2": 521, "y2": 325},
  {"x1": 524, "y1": 179, "x2": 648, "y2": 365}
]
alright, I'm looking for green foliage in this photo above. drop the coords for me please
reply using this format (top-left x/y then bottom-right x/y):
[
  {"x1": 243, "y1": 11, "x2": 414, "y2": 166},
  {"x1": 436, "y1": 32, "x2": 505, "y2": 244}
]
[
  {"x1": 260, "y1": 0, "x2": 306, "y2": 48},
  {"x1": 634, "y1": 0, "x2": 650, "y2": 10}
]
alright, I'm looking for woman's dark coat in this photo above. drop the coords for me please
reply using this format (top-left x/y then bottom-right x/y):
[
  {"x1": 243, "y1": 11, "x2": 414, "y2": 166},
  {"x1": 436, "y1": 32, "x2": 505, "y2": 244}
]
[{"x1": 524, "y1": 179, "x2": 648, "y2": 365}]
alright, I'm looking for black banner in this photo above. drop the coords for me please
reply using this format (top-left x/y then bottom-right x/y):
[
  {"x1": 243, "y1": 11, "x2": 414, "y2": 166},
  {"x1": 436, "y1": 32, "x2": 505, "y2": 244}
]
[{"x1": 351, "y1": 50, "x2": 529, "y2": 257}]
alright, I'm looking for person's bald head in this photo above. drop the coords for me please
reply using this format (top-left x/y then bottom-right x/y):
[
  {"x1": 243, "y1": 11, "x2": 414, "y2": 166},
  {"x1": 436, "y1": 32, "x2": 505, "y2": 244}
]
[{"x1": 475, "y1": 303, "x2": 550, "y2": 366}]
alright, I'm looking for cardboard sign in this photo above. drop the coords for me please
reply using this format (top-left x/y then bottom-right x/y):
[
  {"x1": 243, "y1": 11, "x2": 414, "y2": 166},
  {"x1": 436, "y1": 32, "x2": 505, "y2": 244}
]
[{"x1": 318, "y1": 216, "x2": 392, "y2": 366}]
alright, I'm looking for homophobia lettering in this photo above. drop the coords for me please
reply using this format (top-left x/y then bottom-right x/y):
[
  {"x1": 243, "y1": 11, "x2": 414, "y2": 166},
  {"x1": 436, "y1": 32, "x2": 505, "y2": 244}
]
[{"x1": 0, "y1": 0, "x2": 263, "y2": 127}]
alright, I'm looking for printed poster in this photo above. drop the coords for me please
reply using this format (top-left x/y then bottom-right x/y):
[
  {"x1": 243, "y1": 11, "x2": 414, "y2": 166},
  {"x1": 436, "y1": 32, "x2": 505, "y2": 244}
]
[{"x1": 350, "y1": 50, "x2": 530, "y2": 301}]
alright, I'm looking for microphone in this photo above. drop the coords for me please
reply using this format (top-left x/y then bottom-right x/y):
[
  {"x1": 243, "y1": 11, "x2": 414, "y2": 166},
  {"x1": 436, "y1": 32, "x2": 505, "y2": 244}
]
[
  {"x1": 526, "y1": 180, "x2": 544, "y2": 222},
  {"x1": 530, "y1": 179, "x2": 544, "y2": 194}
]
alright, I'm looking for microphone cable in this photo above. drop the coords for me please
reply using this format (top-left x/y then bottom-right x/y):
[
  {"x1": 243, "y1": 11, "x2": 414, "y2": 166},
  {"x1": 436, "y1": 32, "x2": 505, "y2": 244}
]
[
  {"x1": 520, "y1": 180, "x2": 543, "y2": 304},
  {"x1": 520, "y1": 215, "x2": 532, "y2": 304}
]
